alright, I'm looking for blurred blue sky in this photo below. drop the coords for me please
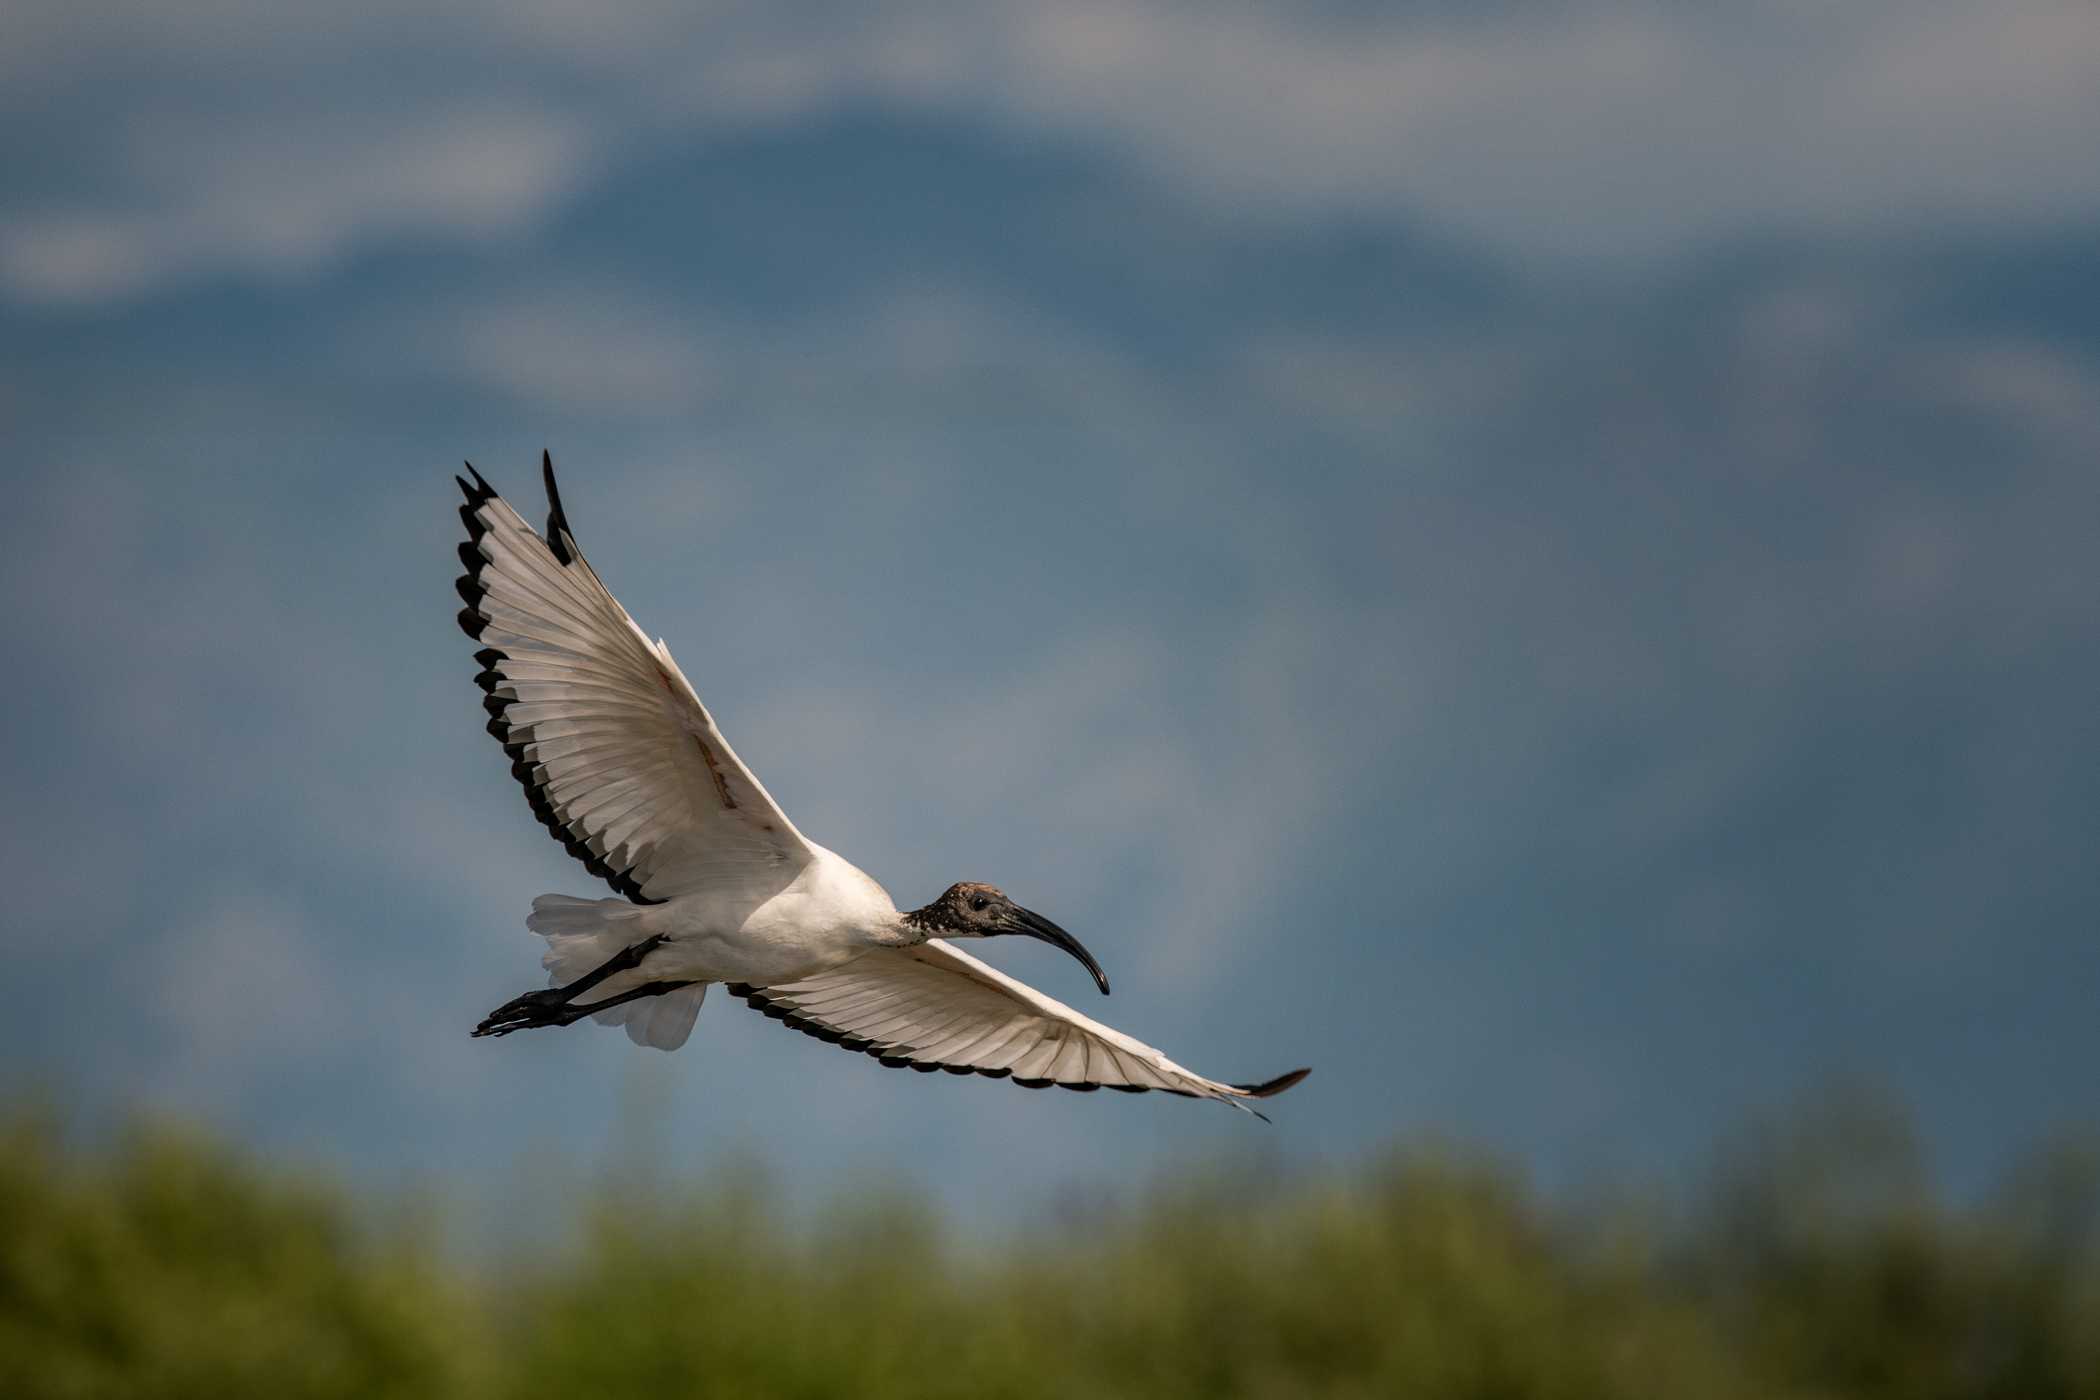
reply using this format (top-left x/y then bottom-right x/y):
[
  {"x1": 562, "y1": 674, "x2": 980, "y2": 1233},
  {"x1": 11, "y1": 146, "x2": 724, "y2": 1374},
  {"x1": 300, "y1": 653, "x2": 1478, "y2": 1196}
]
[{"x1": 2, "y1": 0, "x2": 2097, "y2": 1222}]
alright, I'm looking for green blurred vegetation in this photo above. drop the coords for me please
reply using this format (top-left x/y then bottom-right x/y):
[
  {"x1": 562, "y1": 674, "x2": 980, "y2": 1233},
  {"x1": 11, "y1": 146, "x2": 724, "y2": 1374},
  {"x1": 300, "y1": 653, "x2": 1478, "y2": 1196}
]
[
  {"x1": 0, "y1": 1101, "x2": 481, "y2": 1400},
  {"x1": 1, "y1": 1092, "x2": 2093, "y2": 1400}
]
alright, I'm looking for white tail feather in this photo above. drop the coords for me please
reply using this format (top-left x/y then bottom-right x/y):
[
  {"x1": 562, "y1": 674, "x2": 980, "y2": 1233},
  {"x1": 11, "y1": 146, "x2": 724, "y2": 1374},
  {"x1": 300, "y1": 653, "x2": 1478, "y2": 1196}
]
[
  {"x1": 528, "y1": 893, "x2": 645, "y2": 982},
  {"x1": 524, "y1": 894, "x2": 706, "y2": 1052},
  {"x1": 596, "y1": 983, "x2": 706, "y2": 1050}
]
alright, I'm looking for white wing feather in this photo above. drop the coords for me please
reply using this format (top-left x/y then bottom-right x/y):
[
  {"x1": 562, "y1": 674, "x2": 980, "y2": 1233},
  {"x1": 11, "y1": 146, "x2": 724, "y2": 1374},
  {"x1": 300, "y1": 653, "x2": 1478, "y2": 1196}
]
[
  {"x1": 457, "y1": 468, "x2": 812, "y2": 904},
  {"x1": 729, "y1": 941, "x2": 1310, "y2": 1112}
]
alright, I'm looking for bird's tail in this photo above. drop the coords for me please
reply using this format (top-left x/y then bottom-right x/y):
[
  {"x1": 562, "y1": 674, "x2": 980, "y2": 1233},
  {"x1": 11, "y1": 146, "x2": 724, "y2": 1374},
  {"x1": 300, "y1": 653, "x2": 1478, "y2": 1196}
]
[{"x1": 526, "y1": 894, "x2": 705, "y2": 1051}]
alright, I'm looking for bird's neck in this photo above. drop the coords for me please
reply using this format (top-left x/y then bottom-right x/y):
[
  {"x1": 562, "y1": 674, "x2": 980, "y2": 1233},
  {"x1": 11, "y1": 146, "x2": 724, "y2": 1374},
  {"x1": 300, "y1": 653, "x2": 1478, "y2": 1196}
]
[
  {"x1": 858, "y1": 912, "x2": 930, "y2": 950},
  {"x1": 896, "y1": 901, "x2": 944, "y2": 934}
]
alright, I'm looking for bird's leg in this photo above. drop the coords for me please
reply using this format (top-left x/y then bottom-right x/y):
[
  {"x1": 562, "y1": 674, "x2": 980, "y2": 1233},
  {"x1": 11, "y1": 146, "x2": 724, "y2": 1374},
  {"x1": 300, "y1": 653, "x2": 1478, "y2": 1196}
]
[
  {"x1": 473, "y1": 979, "x2": 701, "y2": 1038},
  {"x1": 473, "y1": 934, "x2": 682, "y2": 1037}
]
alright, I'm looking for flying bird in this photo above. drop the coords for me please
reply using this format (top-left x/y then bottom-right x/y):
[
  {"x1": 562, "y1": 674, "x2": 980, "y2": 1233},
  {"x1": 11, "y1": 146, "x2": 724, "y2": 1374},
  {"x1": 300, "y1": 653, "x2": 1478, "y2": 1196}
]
[{"x1": 455, "y1": 457, "x2": 1309, "y2": 1112}]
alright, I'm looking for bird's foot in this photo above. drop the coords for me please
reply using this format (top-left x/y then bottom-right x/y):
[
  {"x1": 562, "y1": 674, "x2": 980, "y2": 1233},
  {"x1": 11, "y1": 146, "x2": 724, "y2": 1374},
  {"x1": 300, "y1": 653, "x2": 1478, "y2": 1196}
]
[
  {"x1": 471, "y1": 933, "x2": 675, "y2": 1037},
  {"x1": 472, "y1": 988, "x2": 595, "y2": 1037}
]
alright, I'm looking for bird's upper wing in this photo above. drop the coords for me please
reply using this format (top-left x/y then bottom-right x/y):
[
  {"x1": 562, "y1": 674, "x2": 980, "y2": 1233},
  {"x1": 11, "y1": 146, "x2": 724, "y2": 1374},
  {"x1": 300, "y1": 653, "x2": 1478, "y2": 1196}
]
[
  {"x1": 456, "y1": 460, "x2": 813, "y2": 903},
  {"x1": 729, "y1": 942, "x2": 1309, "y2": 1113}
]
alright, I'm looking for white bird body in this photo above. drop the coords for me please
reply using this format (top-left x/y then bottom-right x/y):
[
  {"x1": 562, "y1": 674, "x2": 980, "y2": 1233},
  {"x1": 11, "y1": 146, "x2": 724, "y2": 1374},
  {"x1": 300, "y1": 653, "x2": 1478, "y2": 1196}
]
[
  {"x1": 455, "y1": 459, "x2": 1308, "y2": 1110},
  {"x1": 556, "y1": 843, "x2": 907, "y2": 988}
]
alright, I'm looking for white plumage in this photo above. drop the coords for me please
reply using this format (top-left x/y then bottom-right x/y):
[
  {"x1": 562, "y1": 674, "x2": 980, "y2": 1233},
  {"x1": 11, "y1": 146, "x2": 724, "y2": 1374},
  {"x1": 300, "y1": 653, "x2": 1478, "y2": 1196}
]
[{"x1": 456, "y1": 457, "x2": 1308, "y2": 1111}]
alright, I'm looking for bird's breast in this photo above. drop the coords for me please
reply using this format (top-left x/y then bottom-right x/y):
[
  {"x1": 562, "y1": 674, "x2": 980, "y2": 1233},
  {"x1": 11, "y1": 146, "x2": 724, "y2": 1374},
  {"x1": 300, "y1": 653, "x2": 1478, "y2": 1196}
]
[{"x1": 649, "y1": 846, "x2": 896, "y2": 986}]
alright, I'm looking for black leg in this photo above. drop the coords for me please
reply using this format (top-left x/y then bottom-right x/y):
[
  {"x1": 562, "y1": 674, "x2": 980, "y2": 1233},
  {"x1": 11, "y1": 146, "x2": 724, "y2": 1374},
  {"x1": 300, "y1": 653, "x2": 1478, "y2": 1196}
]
[
  {"x1": 473, "y1": 979, "x2": 701, "y2": 1038},
  {"x1": 473, "y1": 934, "x2": 689, "y2": 1038}
]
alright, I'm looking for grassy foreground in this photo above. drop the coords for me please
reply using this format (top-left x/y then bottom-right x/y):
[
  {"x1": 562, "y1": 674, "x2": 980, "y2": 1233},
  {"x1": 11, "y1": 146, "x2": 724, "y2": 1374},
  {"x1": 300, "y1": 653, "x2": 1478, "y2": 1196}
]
[{"x1": 0, "y1": 1096, "x2": 2093, "y2": 1400}]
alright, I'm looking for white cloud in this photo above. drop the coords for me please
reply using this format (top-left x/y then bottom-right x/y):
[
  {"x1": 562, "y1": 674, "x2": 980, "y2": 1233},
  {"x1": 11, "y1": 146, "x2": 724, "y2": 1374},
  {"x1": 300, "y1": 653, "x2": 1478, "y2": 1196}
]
[
  {"x1": 5, "y1": 0, "x2": 2098, "y2": 305},
  {"x1": 982, "y1": 0, "x2": 2100, "y2": 253},
  {"x1": 3, "y1": 104, "x2": 589, "y2": 305}
]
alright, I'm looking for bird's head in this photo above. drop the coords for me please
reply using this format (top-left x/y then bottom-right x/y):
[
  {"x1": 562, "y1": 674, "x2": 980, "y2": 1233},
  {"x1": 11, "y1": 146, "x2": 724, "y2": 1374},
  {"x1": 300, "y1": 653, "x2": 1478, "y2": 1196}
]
[{"x1": 904, "y1": 882, "x2": 1111, "y2": 995}]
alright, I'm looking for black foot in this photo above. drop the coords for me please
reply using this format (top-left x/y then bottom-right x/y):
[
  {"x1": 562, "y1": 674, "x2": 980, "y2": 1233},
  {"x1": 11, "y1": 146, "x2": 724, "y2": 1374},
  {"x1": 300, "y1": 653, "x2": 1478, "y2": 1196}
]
[
  {"x1": 473, "y1": 986, "x2": 595, "y2": 1037},
  {"x1": 472, "y1": 934, "x2": 683, "y2": 1038}
]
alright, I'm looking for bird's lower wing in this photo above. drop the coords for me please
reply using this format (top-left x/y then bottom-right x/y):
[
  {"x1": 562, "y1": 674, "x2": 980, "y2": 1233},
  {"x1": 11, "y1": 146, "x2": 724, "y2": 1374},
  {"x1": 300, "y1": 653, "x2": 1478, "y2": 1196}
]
[{"x1": 730, "y1": 942, "x2": 1308, "y2": 1112}]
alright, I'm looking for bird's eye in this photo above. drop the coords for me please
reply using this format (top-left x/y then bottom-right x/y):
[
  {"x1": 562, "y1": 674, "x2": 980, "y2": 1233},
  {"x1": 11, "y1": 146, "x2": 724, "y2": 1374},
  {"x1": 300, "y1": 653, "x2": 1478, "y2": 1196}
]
[{"x1": 969, "y1": 898, "x2": 988, "y2": 912}]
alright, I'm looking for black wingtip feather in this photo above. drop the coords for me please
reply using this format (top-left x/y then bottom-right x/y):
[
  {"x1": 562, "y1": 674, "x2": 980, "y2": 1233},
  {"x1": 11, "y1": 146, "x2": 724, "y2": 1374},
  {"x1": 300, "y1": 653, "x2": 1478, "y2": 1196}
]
[
  {"x1": 457, "y1": 467, "x2": 496, "y2": 542},
  {"x1": 1235, "y1": 1067, "x2": 1312, "y2": 1099},
  {"x1": 541, "y1": 451, "x2": 576, "y2": 565}
]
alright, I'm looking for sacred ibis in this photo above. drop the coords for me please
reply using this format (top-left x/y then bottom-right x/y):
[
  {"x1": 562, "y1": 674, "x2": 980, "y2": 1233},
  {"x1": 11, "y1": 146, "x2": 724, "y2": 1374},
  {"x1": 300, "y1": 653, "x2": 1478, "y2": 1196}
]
[{"x1": 456, "y1": 457, "x2": 1309, "y2": 1112}]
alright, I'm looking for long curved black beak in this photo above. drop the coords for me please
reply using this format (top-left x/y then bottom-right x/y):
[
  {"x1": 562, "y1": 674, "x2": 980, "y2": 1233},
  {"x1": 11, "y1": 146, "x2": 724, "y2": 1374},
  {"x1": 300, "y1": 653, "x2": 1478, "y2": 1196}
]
[{"x1": 1006, "y1": 906, "x2": 1111, "y2": 995}]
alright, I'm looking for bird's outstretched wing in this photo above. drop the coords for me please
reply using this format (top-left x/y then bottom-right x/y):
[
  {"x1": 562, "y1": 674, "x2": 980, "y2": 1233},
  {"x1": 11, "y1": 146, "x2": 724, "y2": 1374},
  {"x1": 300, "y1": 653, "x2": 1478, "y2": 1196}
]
[
  {"x1": 730, "y1": 942, "x2": 1309, "y2": 1113},
  {"x1": 456, "y1": 458, "x2": 813, "y2": 904}
]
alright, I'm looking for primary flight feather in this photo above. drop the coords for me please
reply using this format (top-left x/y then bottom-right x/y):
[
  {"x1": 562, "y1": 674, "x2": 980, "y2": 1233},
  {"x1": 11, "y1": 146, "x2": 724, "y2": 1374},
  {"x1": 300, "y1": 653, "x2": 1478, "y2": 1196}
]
[{"x1": 456, "y1": 456, "x2": 1309, "y2": 1110}]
